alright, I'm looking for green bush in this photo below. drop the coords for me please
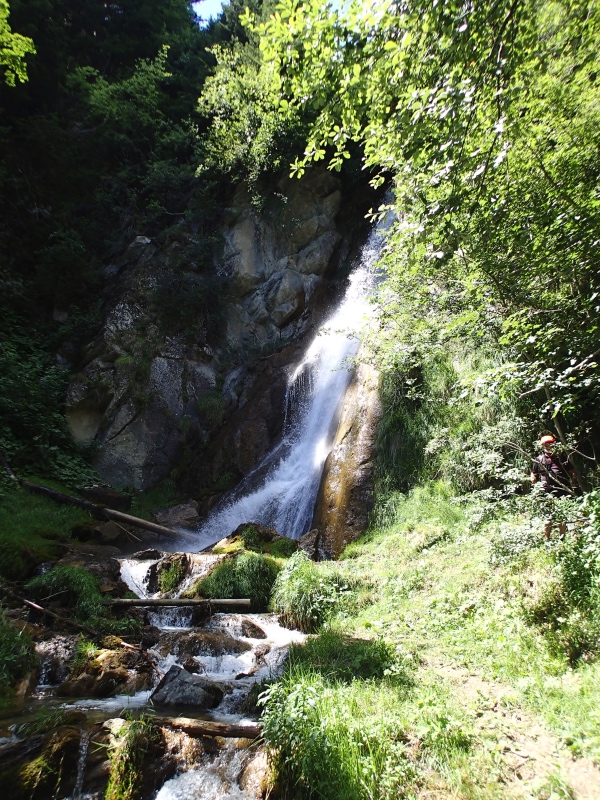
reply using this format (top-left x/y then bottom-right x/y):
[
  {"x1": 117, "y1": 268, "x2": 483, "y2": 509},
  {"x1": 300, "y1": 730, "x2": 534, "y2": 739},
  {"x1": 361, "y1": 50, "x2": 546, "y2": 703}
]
[
  {"x1": 196, "y1": 551, "x2": 280, "y2": 610},
  {"x1": 0, "y1": 610, "x2": 36, "y2": 705},
  {"x1": 26, "y1": 565, "x2": 103, "y2": 621},
  {"x1": 288, "y1": 631, "x2": 411, "y2": 684},
  {"x1": 240, "y1": 524, "x2": 262, "y2": 552},
  {"x1": 271, "y1": 551, "x2": 354, "y2": 632}
]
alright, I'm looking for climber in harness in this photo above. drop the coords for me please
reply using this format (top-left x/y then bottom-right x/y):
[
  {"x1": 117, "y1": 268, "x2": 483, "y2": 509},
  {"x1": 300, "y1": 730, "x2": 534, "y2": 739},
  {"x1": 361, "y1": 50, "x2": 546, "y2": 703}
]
[{"x1": 530, "y1": 433, "x2": 574, "y2": 539}]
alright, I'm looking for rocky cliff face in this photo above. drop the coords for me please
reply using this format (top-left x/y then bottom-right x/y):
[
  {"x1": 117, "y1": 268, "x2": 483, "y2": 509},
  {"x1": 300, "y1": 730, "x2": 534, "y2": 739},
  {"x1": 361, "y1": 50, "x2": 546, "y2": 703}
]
[
  {"x1": 311, "y1": 362, "x2": 383, "y2": 557},
  {"x1": 65, "y1": 167, "x2": 373, "y2": 494}
]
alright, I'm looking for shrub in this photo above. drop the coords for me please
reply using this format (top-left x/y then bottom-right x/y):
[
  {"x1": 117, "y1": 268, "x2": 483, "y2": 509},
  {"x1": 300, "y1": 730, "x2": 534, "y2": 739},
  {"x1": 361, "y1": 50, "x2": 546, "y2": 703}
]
[
  {"x1": 288, "y1": 631, "x2": 411, "y2": 684},
  {"x1": 196, "y1": 551, "x2": 280, "y2": 610},
  {"x1": 0, "y1": 610, "x2": 36, "y2": 705},
  {"x1": 240, "y1": 524, "x2": 262, "y2": 552},
  {"x1": 271, "y1": 551, "x2": 354, "y2": 632},
  {"x1": 26, "y1": 565, "x2": 103, "y2": 620}
]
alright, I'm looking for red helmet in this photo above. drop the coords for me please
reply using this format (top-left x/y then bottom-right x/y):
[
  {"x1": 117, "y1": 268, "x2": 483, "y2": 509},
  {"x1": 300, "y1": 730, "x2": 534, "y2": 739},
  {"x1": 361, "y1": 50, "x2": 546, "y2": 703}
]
[{"x1": 540, "y1": 434, "x2": 556, "y2": 445}]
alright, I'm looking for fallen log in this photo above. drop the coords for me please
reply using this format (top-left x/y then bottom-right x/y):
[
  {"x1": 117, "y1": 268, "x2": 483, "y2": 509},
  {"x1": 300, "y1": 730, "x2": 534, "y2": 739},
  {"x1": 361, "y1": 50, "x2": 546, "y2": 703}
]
[
  {"x1": 21, "y1": 480, "x2": 178, "y2": 539},
  {"x1": 102, "y1": 598, "x2": 251, "y2": 608},
  {"x1": 156, "y1": 716, "x2": 261, "y2": 740}
]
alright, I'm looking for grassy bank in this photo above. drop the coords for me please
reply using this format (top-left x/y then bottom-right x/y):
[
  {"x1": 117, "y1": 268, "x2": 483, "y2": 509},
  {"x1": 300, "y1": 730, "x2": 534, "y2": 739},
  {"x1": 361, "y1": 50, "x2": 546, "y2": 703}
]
[{"x1": 262, "y1": 484, "x2": 600, "y2": 799}]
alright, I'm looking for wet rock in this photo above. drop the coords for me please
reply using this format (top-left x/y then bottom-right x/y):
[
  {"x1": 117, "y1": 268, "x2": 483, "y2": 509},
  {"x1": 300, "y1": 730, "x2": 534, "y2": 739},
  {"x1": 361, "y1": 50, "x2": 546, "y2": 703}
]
[
  {"x1": 0, "y1": 726, "x2": 81, "y2": 799},
  {"x1": 152, "y1": 500, "x2": 199, "y2": 529},
  {"x1": 58, "y1": 647, "x2": 153, "y2": 699},
  {"x1": 35, "y1": 635, "x2": 76, "y2": 686},
  {"x1": 151, "y1": 665, "x2": 224, "y2": 708},
  {"x1": 239, "y1": 749, "x2": 270, "y2": 799},
  {"x1": 146, "y1": 553, "x2": 190, "y2": 596},
  {"x1": 132, "y1": 548, "x2": 163, "y2": 560},
  {"x1": 298, "y1": 528, "x2": 323, "y2": 561},
  {"x1": 240, "y1": 617, "x2": 268, "y2": 639},
  {"x1": 155, "y1": 629, "x2": 252, "y2": 660},
  {"x1": 140, "y1": 625, "x2": 162, "y2": 649}
]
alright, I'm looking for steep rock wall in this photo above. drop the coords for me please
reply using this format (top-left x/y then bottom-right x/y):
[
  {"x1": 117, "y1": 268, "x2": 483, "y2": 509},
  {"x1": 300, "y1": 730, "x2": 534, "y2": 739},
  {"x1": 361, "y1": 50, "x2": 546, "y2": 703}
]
[
  {"x1": 311, "y1": 362, "x2": 383, "y2": 557},
  {"x1": 65, "y1": 167, "x2": 374, "y2": 491}
]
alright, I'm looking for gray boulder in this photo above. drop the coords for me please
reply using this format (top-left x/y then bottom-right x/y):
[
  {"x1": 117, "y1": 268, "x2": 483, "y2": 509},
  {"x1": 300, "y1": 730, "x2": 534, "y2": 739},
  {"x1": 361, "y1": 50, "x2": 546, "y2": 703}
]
[{"x1": 151, "y1": 665, "x2": 224, "y2": 708}]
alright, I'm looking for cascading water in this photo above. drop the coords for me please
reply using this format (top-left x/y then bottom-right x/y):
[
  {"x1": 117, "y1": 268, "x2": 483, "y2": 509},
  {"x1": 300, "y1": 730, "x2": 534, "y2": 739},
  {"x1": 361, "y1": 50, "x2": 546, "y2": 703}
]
[{"x1": 193, "y1": 221, "x2": 387, "y2": 548}]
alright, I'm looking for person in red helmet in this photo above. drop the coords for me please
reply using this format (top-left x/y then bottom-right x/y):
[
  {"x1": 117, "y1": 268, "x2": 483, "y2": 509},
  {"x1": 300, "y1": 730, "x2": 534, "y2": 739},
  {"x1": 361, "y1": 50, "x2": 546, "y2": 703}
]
[{"x1": 531, "y1": 434, "x2": 574, "y2": 539}]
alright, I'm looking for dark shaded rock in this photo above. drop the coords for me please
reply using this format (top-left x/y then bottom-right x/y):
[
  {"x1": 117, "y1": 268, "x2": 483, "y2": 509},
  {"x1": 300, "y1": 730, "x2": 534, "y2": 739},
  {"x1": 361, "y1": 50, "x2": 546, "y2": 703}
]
[
  {"x1": 298, "y1": 529, "x2": 322, "y2": 561},
  {"x1": 80, "y1": 485, "x2": 132, "y2": 511},
  {"x1": 151, "y1": 665, "x2": 224, "y2": 708},
  {"x1": 152, "y1": 500, "x2": 199, "y2": 529},
  {"x1": 132, "y1": 548, "x2": 163, "y2": 560},
  {"x1": 140, "y1": 625, "x2": 162, "y2": 649}
]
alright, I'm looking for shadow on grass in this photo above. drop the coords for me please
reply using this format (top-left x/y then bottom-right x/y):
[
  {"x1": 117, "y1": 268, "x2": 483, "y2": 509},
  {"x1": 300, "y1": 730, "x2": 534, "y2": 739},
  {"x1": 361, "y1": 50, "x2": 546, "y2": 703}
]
[{"x1": 288, "y1": 630, "x2": 414, "y2": 685}]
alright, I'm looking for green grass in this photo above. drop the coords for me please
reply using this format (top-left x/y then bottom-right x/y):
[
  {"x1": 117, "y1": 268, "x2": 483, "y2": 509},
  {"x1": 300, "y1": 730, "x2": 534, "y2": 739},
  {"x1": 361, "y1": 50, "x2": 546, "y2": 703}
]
[
  {"x1": 26, "y1": 565, "x2": 104, "y2": 620},
  {"x1": 260, "y1": 482, "x2": 600, "y2": 798},
  {"x1": 0, "y1": 485, "x2": 88, "y2": 580},
  {"x1": 271, "y1": 551, "x2": 358, "y2": 632},
  {"x1": 129, "y1": 478, "x2": 181, "y2": 521},
  {"x1": 194, "y1": 551, "x2": 281, "y2": 610}
]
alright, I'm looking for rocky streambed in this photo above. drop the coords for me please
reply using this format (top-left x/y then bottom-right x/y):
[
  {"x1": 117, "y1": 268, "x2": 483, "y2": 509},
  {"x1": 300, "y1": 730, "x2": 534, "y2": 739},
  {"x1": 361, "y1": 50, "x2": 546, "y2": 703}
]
[{"x1": 0, "y1": 545, "x2": 305, "y2": 800}]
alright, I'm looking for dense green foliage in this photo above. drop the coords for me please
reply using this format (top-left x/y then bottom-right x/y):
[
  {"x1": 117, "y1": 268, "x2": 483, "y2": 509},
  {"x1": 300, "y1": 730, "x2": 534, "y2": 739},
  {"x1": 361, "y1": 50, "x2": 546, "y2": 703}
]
[
  {"x1": 26, "y1": 565, "x2": 103, "y2": 620},
  {"x1": 0, "y1": 609, "x2": 35, "y2": 705},
  {"x1": 271, "y1": 551, "x2": 356, "y2": 632},
  {"x1": 195, "y1": 550, "x2": 281, "y2": 609},
  {"x1": 251, "y1": 0, "x2": 600, "y2": 492}
]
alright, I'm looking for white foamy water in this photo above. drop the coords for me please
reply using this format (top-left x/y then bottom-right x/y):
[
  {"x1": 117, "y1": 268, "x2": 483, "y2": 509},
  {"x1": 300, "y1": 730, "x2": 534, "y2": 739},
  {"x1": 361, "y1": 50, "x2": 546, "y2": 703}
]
[
  {"x1": 155, "y1": 742, "x2": 252, "y2": 800},
  {"x1": 191, "y1": 224, "x2": 386, "y2": 549}
]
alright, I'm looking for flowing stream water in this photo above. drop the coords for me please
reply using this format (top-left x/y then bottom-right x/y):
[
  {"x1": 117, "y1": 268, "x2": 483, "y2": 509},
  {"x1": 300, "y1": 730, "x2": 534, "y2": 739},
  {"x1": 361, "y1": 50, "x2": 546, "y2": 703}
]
[{"x1": 190, "y1": 220, "x2": 386, "y2": 550}]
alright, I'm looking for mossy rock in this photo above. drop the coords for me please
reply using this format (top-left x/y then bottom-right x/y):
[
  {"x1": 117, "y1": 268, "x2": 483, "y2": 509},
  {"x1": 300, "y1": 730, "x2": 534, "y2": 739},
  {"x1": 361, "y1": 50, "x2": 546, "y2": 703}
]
[{"x1": 0, "y1": 726, "x2": 81, "y2": 800}]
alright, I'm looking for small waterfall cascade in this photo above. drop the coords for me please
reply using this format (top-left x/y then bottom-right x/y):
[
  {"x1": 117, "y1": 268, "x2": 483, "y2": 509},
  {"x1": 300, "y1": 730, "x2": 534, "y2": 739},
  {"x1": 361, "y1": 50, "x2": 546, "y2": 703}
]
[
  {"x1": 194, "y1": 220, "x2": 388, "y2": 548},
  {"x1": 72, "y1": 730, "x2": 89, "y2": 800}
]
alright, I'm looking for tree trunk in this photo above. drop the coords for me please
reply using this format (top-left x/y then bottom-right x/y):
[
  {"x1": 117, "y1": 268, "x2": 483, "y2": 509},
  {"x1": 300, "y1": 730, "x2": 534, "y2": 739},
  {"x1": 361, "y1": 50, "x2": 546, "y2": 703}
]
[{"x1": 155, "y1": 716, "x2": 261, "y2": 740}]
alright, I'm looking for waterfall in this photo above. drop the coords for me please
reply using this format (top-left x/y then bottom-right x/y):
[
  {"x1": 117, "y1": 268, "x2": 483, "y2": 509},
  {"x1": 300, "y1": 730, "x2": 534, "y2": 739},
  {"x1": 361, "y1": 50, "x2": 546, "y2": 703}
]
[{"x1": 191, "y1": 219, "x2": 388, "y2": 549}]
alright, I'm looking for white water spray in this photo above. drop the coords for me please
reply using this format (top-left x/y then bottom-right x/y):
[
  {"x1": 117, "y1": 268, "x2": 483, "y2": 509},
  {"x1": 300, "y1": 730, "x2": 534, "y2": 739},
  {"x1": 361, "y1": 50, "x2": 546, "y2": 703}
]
[{"x1": 192, "y1": 221, "x2": 387, "y2": 548}]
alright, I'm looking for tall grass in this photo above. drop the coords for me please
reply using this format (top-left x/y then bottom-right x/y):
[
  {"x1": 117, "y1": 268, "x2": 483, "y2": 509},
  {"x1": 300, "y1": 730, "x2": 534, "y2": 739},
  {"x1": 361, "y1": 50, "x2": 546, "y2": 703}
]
[
  {"x1": 261, "y1": 669, "x2": 418, "y2": 800},
  {"x1": 271, "y1": 551, "x2": 356, "y2": 632},
  {"x1": 196, "y1": 551, "x2": 280, "y2": 610}
]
